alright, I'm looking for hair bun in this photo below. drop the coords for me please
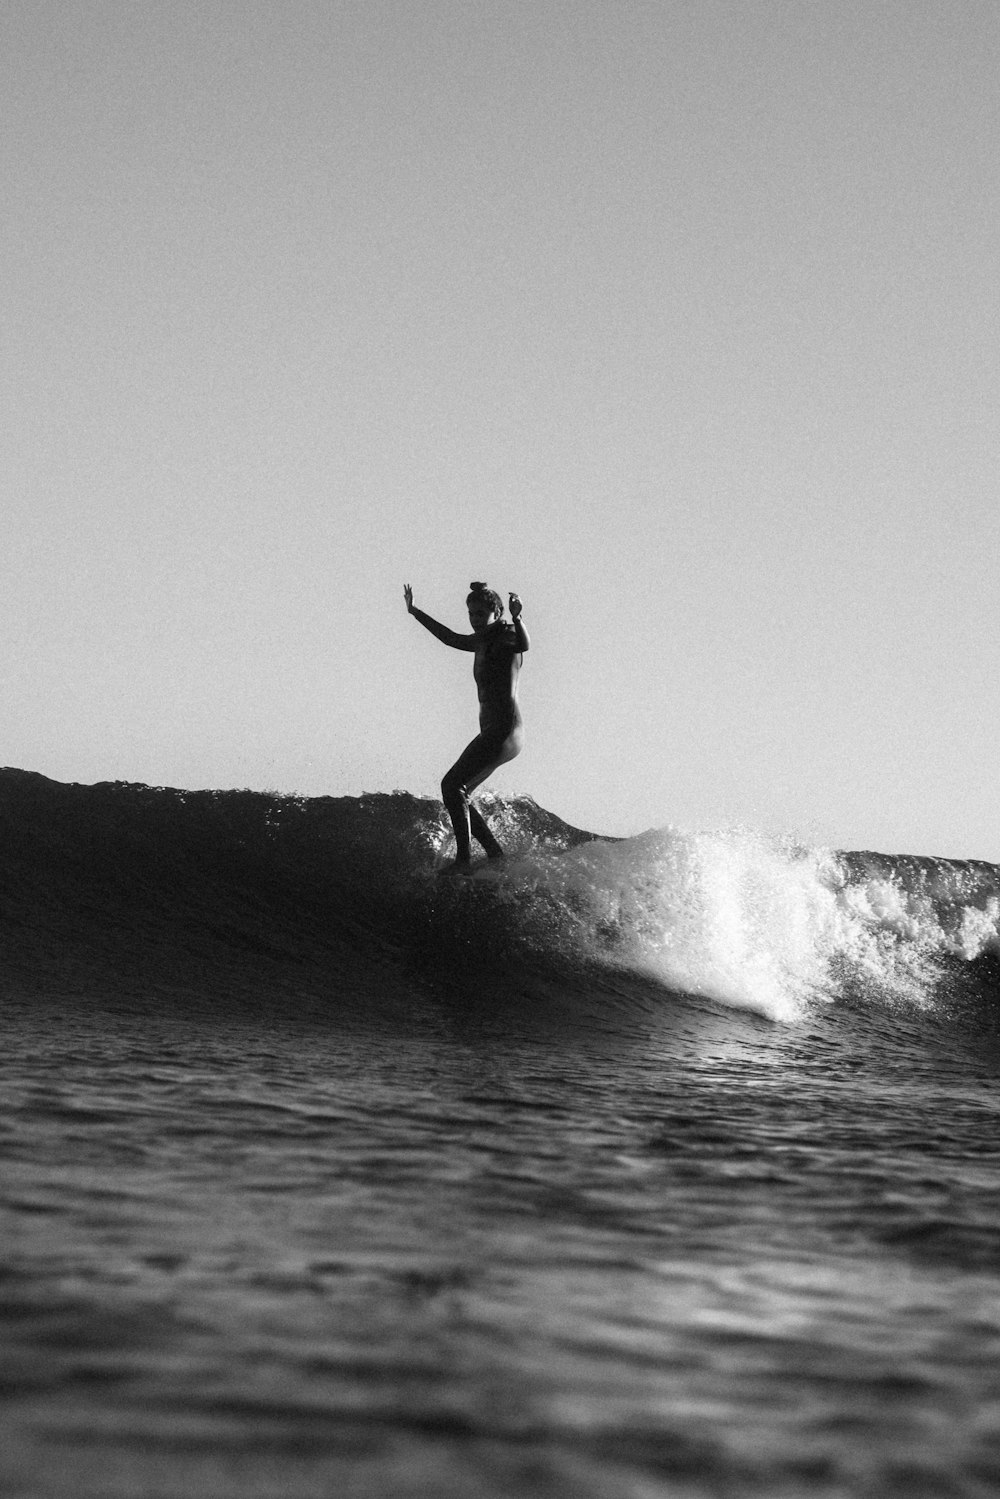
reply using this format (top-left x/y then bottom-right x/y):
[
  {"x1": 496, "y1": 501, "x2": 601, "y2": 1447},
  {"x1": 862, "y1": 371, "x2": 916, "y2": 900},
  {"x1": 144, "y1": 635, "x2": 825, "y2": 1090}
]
[{"x1": 466, "y1": 580, "x2": 504, "y2": 617}]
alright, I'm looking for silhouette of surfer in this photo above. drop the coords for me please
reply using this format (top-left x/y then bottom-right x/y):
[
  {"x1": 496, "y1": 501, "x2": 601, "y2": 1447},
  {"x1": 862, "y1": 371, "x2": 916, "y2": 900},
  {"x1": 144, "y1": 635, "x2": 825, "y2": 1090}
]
[{"x1": 404, "y1": 581, "x2": 530, "y2": 873}]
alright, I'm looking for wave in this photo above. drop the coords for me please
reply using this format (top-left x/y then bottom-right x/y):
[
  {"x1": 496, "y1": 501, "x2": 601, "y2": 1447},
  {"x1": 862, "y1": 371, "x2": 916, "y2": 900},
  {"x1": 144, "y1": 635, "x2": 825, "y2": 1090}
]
[{"x1": 1, "y1": 769, "x2": 998, "y2": 1025}]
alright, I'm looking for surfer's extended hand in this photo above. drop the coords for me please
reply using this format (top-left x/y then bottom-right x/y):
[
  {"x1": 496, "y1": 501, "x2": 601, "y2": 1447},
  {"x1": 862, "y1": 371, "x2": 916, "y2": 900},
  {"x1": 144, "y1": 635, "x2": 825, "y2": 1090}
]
[
  {"x1": 509, "y1": 592, "x2": 522, "y2": 619},
  {"x1": 403, "y1": 583, "x2": 414, "y2": 613}
]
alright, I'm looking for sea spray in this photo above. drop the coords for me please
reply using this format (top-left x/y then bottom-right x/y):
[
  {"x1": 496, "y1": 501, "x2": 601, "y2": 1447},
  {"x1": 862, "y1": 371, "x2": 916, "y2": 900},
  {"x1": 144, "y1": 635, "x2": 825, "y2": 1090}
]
[
  {"x1": 461, "y1": 827, "x2": 837, "y2": 1022},
  {"x1": 459, "y1": 817, "x2": 1000, "y2": 1023}
]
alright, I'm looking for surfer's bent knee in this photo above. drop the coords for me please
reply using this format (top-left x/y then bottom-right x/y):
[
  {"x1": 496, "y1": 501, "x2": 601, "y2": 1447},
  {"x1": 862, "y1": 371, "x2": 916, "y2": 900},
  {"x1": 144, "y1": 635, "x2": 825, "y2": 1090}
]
[{"x1": 441, "y1": 770, "x2": 468, "y2": 804}]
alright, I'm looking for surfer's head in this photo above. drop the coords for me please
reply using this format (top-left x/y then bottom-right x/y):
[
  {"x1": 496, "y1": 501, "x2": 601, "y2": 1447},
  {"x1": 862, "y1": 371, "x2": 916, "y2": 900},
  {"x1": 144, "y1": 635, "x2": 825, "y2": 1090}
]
[{"x1": 467, "y1": 580, "x2": 503, "y2": 633}]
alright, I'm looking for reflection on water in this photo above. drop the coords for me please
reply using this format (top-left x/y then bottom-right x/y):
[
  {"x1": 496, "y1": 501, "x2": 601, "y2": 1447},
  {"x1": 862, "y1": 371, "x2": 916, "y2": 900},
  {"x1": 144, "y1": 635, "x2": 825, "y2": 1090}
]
[{"x1": 2, "y1": 989, "x2": 1000, "y2": 1499}]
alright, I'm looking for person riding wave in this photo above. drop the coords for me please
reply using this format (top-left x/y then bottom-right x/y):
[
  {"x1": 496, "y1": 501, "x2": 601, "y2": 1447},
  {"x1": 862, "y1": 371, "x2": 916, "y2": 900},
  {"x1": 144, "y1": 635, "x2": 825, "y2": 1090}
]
[{"x1": 404, "y1": 581, "x2": 530, "y2": 873}]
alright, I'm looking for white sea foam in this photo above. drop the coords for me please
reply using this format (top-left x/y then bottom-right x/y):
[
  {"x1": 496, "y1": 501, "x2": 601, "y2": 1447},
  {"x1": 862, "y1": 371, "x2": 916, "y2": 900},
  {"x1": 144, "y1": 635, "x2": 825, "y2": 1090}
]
[{"x1": 480, "y1": 819, "x2": 1000, "y2": 1024}]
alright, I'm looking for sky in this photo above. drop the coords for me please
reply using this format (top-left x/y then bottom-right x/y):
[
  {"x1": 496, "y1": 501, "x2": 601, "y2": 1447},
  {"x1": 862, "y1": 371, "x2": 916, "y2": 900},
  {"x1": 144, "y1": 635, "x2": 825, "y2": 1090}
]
[{"x1": 2, "y1": 0, "x2": 998, "y2": 859}]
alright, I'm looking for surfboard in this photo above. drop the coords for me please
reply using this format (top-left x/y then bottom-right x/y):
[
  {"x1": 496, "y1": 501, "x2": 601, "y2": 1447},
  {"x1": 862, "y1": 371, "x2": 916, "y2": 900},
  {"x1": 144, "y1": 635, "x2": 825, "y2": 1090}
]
[{"x1": 433, "y1": 855, "x2": 507, "y2": 881}]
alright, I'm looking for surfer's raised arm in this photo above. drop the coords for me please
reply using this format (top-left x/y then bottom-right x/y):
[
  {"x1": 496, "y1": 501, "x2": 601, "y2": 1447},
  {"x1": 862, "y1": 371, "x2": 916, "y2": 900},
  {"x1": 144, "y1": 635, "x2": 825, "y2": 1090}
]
[
  {"x1": 508, "y1": 592, "x2": 530, "y2": 653},
  {"x1": 403, "y1": 584, "x2": 476, "y2": 650}
]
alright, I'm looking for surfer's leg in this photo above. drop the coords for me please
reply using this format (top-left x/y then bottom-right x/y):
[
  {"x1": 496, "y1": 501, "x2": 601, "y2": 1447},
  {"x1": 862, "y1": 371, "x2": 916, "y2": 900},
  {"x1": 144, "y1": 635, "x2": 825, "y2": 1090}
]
[
  {"x1": 441, "y1": 731, "x2": 521, "y2": 867},
  {"x1": 468, "y1": 803, "x2": 503, "y2": 859},
  {"x1": 441, "y1": 737, "x2": 496, "y2": 866}
]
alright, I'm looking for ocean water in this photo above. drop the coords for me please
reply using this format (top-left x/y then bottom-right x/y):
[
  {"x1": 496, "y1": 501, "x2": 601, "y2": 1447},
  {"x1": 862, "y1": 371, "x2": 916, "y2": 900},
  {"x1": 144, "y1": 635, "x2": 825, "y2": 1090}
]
[{"x1": 2, "y1": 770, "x2": 1000, "y2": 1499}]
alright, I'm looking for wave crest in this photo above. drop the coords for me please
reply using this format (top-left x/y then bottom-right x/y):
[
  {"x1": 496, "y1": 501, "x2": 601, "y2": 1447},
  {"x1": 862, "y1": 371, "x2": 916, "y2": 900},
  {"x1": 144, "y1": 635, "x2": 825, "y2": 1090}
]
[{"x1": 2, "y1": 771, "x2": 997, "y2": 1025}]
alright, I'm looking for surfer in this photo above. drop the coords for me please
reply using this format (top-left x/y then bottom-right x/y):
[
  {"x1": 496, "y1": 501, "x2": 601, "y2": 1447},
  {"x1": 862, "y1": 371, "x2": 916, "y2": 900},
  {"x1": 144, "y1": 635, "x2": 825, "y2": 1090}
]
[{"x1": 404, "y1": 581, "x2": 530, "y2": 873}]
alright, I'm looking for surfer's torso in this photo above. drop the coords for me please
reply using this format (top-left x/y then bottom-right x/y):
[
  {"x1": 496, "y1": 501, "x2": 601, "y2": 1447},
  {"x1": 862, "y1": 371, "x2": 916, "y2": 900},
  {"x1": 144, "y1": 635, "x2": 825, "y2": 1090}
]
[{"x1": 474, "y1": 623, "x2": 523, "y2": 740}]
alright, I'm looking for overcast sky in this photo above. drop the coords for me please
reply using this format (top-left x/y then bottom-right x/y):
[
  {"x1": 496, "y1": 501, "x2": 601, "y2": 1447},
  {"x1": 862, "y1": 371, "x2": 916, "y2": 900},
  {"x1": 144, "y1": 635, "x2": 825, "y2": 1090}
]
[{"x1": 3, "y1": 1, "x2": 998, "y2": 859}]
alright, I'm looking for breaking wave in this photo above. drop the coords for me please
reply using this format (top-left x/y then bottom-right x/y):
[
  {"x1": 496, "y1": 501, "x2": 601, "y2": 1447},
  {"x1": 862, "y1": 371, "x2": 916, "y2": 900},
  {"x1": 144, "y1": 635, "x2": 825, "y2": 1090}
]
[{"x1": 2, "y1": 769, "x2": 998, "y2": 1025}]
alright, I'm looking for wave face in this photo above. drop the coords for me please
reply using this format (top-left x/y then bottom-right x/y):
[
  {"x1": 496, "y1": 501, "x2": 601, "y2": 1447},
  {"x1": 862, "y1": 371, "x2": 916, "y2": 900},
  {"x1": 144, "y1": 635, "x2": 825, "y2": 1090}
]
[{"x1": 2, "y1": 768, "x2": 999, "y2": 1025}]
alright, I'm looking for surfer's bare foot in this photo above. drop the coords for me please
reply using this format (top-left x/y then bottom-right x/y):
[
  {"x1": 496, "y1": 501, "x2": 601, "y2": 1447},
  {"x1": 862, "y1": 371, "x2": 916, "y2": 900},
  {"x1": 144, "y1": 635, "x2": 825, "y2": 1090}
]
[{"x1": 438, "y1": 859, "x2": 473, "y2": 877}]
